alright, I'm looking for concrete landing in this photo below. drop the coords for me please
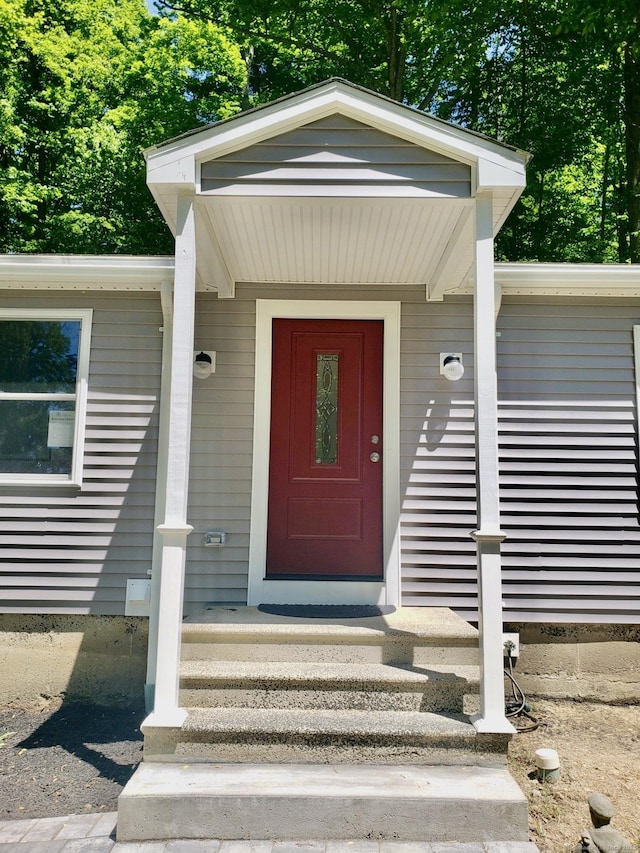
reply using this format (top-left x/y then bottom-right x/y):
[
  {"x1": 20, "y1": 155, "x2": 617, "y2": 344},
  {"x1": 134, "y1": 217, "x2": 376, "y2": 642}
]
[
  {"x1": 117, "y1": 763, "x2": 529, "y2": 844},
  {"x1": 181, "y1": 606, "x2": 480, "y2": 666},
  {"x1": 183, "y1": 606, "x2": 479, "y2": 636}
]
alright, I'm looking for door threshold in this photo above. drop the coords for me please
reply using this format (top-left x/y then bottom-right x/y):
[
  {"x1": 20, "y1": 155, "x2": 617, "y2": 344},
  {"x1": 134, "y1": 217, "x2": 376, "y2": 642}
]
[{"x1": 265, "y1": 574, "x2": 384, "y2": 582}]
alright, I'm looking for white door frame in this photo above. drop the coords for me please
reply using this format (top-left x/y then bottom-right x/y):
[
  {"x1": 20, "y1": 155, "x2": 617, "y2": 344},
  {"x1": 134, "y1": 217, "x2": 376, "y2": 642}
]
[{"x1": 248, "y1": 299, "x2": 401, "y2": 606}]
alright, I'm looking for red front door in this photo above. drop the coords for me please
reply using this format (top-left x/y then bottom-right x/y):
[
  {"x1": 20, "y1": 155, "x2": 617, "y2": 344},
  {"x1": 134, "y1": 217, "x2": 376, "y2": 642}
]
[{"x1": 266, "y1": 319, "x2": 383, "y2": 579}]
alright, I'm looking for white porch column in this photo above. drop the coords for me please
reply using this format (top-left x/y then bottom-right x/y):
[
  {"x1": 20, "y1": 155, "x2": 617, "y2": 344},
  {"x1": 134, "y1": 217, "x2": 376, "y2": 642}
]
[
  {"x1": 143, "y1": 192, "x2": 197, "y2": 728},
  {"x1": 145, "y1": 279, "x2": 174, "y2": 712},
  {"x1": 471, "y1": 194, "x2": 514, "y2": 734}
]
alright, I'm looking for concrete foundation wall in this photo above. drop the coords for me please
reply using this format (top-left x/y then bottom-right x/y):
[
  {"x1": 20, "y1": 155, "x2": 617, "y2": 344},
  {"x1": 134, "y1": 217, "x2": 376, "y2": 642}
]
[
  {"x1": 2, "y1": 616, "x2": 638, "y2": 709},
  {"x1": 505, "y1": 623, "x2": 640, "y2": 702},
  {"x1": 0, "y1": 615, "x2": 148, "y2": 709}
]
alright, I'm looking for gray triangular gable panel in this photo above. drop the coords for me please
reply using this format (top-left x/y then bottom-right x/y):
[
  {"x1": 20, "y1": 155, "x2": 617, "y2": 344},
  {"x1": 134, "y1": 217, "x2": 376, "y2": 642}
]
[{"x1": 200, "y1": 115, "x2": 471, "y2": 199}]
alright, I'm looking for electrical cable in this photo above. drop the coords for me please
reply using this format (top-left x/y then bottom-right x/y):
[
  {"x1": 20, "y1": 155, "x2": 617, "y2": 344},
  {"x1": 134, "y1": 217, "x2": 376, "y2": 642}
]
[{"x1": 504, "y1": 649, "x2": 539, "y2": 733}]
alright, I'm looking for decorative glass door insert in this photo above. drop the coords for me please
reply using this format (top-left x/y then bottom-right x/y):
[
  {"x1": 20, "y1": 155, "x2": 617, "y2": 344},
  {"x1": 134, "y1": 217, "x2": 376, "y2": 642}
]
[{"x1": 315, "y1": 353, "x2": 339, "y2": 464}]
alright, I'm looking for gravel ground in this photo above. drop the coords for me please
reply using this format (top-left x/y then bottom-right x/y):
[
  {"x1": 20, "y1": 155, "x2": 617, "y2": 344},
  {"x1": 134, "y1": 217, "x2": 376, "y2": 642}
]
[{"x1": 0, "y1": 697, "x2": 638, "y2": 852}]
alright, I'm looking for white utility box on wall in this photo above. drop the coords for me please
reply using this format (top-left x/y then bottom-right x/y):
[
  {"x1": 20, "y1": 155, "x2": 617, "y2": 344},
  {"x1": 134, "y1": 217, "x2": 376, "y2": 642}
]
[{"x1": 125, "y1": 578, "x2": 151, "y2": 617}]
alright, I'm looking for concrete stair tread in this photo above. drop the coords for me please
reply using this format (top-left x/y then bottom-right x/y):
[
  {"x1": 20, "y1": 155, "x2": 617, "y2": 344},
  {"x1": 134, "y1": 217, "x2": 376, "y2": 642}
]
[
  {"x1": 182, "y1": 706, "x2": 476, "y2": 737},
  {"x1": 122, "y1": 761, "x2": 523, "y2": 798},
  {"x1": 182, "y1": 606, "x2": 478, "y2": 641},
  {"x1": 180, "y1": 660, "x2": 479, "y2": 686},
  {"x1": 117, "y1": 762, "x2": 528, "y2": 843}
]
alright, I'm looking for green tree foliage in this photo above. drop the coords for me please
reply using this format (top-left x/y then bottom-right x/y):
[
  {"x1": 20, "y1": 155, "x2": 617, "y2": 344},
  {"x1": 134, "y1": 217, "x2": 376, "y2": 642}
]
[
  {"x1": 431, "y1": 2, "x2": 628, "y2": 263},
  {"x1": 554, "y1": 0, "x2": 640, "y2": 261},
  {"x1": 164, "y1": 0, "x2": 637, "y2": 263},
  {"x1": 160, "y1": 0, "x2": 491, "y2": 108},
  {"x1": 0, "y1": 0, "x2": 246, "y2": 253},
  {"x1": 2, "y1": 0, "x2": 637, "y2": 262}
]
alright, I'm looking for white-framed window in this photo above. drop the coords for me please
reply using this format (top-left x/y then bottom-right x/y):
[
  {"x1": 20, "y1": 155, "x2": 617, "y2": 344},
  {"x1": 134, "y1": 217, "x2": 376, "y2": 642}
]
[{"x1": 0, "y1": 309, "x2": 92, "y2": 486}]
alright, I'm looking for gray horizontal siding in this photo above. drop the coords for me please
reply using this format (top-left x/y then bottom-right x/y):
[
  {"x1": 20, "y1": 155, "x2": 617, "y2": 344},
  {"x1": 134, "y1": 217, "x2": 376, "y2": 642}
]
[
  {"x1": 399, "y1": 297, "x2": 478, "y2": 615},
  {"x1": 497, "y1": 300, "x2": 640, "y2": 624},
  {"x1": 7, "y1": 286, "x2": 637, "y2": 624},
  {"x1": 0, "y1": 293, "x2": 162, "y2": 615},
  {"x1": 185, "y1": 292, "x2": 255, "y2": 610},
  {"x1": 400, "y1": 297, "x2": 640, "y2": 624},
  {"x1": 201, "y1": 115, "x2": 471, "y2": 198},
  {"x1": 191, "y1": 289, "x2": 640, "y2": 625}
]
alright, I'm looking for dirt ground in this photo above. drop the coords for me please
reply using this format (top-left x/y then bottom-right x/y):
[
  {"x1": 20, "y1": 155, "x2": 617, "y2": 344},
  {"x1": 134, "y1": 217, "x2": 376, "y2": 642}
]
[
  {"x1": 507, "y1": 699, "x2": 640, "y2": 852},
  {"x1": 0, "y1": 698, "x2": 638, "y2": 851}
]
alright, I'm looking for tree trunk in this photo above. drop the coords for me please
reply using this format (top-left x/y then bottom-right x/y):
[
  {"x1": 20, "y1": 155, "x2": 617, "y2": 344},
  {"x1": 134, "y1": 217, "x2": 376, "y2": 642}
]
[
  {"x1": 242, "y1": 45, "x2": 254, "y2": 112},
  {"x1": 519, "y1": 24, "x2": 527, "y2": 138},
  {"x1": 535, "y1": 170, "x2": 545, "y2": 259},
  {"x1": 386, "y1": 3, "x2": 405, "y2": 102},
  {"x1": 600, "y1": 138, "x2": 610, "y2": 244},
  {"x1": 624, "y1": 42, "x2": 640, "y2": 262}
]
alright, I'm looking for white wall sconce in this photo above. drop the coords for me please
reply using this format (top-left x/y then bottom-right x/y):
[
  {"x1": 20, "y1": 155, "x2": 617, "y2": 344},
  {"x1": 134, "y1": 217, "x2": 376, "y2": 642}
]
[
  {"x1": 440, "y1": 352, "x2": 464, "y2": 381},
  {"x1": 194, "y1": 350, "x2": 216, "y2": 379}
]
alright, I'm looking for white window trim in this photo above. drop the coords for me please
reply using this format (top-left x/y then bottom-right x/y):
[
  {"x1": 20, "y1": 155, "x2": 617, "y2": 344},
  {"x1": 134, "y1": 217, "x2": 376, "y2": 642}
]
[
  {"x1": 0, "y1": 308, "x2": 92, "y2": 487},
  {"x1": 248, "y1": 299, "x2": 401, "y2": 606}
]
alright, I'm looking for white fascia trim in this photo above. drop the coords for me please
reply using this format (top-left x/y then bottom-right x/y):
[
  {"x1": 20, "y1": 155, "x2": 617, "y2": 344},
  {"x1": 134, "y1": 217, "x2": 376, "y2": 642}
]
[
  {"x1": 451, "y1": 262, "x2": 640, "y2": 299},
  {"x1": 248, "y1": 299, "x2": 401, "y2": 607},
  {"x1": 0, "y1": 255, "x2": 175, "y2": 290},
  {"x1": 147, "y1": 81, "x2": 528, "y2": 189},
  {"x1": 495, "y1": 262, "x2": 640, "y2": 297}
]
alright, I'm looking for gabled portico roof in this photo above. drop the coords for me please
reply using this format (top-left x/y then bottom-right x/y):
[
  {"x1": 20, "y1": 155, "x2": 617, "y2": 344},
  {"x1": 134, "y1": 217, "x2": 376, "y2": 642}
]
[{"x1": 145, "y1": 78, "x2": 528, "y2": 299}]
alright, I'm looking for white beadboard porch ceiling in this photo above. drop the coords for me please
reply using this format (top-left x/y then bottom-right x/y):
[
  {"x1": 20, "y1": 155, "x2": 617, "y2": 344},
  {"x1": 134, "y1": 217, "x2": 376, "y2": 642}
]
[{"x1": 194, "y1": 195, "x2": 474, "y2": 291}]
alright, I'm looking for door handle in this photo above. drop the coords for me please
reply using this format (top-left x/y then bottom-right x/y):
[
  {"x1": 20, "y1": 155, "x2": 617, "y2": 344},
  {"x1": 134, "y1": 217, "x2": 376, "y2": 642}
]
[{"x1": 370, "y1": 452, "x2": 381, "y2": 463}]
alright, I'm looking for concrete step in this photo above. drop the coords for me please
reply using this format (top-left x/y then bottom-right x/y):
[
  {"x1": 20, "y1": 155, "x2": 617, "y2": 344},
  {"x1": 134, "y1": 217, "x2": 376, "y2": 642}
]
[
  {"x1": 117, "y1": 762, "x2": 529, "y2": 843},
  {"x1": 143, "y1": 706, "x2": 509, "y2": 765},
  {"x1": 181, "y1": 607, "x2": 480, "y2": 666},
  {"x1": 179, "y1": 660, "x2": 479, "y2": 713}
]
